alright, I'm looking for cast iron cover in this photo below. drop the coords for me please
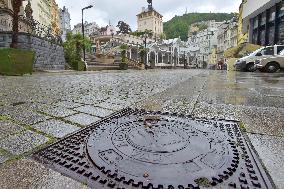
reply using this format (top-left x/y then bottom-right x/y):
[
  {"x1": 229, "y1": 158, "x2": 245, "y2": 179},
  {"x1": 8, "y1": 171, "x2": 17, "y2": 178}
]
[{"x1": 33, "y1": 108, "x2": 274, "y2": 189}]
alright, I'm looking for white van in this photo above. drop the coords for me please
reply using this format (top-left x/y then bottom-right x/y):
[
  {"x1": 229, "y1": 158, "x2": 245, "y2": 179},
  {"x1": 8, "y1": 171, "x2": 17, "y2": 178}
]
[{"x1": 234, "y1": 45, "x2": 284, "y2": 72}]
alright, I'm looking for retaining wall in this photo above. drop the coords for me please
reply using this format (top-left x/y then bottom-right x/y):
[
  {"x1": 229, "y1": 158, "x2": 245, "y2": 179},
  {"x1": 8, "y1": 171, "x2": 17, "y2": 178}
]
[{"x1": 0, "y1": 32, "x2": 66, "y2": 70}]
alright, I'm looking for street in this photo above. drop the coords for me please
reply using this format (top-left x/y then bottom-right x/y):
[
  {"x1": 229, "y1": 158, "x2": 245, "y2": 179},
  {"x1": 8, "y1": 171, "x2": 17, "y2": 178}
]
[{"x1": 0, "y1": 69, "x2": 283, "y2": 189}]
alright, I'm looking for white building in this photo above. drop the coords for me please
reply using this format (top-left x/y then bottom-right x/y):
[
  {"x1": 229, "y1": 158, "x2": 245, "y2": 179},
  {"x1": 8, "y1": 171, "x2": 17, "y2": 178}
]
[
  {"x1": 188, "y1": 20, "x2": 222, "y2": 68},
  {"x1": 23, "y1": 0, "x2": 52, "y2": 27},
  {"x1": 217, "y1": 18, "x2": 238, "y2": 61},
  {"x1": 100, "y1": 25, "x2": 116, "y2": 36},
  {"x1": 72, "y1": 21, "x2": 100, "y2": 38},
  {"x1": 59, "y1": 6, "x2": 71, "y2": 41}
]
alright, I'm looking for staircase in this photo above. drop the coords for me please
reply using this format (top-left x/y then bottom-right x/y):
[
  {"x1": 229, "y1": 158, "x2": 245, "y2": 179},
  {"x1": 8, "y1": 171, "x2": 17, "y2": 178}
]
[
  {"x1": 85, "y1": 54, "x2": 144, "y2": 71},
  {"x1": 85, "y1": 53, "x2": 120, "y2": 71}
]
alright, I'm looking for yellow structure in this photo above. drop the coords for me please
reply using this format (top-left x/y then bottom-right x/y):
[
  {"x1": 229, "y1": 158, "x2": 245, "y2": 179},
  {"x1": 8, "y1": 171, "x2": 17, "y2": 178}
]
[
  {"x1": 137, "y1": 7, "x2": 163, "y2": 38},
  {"x1": 237, "y1": 0, "x2": 248, "y2": 45},
  {"x1": 50, "y1": 0, "x2": 60, "y2": 35}
]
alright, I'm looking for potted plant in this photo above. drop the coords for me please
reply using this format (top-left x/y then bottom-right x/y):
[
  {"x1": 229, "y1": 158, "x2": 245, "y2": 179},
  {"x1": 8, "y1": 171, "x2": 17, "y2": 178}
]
[{"x1": 119, "y1": 44, "x2": 128, "y2": 70}]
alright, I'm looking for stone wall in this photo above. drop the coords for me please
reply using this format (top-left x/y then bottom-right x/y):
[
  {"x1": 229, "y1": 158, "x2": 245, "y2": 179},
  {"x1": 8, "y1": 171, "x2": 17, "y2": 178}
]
[{"x1": 0, "y1": 32, "x2": 66, "y2": 70}]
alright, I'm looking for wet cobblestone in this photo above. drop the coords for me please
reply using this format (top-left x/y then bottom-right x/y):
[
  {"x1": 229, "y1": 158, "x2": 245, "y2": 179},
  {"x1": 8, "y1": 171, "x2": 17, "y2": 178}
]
[
  {"x1": 0, "y1": 130, "x2": 48, "y2": 155},
  {"x1": 0, "y1": 70, "x2": 283, "y2": 188}
]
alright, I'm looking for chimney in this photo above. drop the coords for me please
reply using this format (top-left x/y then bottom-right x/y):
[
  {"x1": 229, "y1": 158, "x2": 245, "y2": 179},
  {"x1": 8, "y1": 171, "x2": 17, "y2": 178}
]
[{"x1": 142, "y1": 7, "x2": 146, "y2": 12}]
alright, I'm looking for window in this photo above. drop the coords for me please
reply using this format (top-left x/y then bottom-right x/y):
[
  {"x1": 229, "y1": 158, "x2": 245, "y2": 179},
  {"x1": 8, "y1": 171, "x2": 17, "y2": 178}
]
[
  {"x1": 253, "y1": 17, "x2": 258, "y2": 29},
  {"x1": 277, "y1": 18, "x2": 284, "y2": 44},
  {"x1": 268, "y1": 25, "x2": 275, "y2": 45},
  {"x1": 269, "y1": 9, "x2": 276, "y2": 22},
  {"x1": 259, "y1": 29, "x2": 266, "y2": 46},
  {"x1": 261, "y1": 13, "x2": 266, "y2": 25},
  {"x1": 262, "y1": 47, "x2": 274, "y2": 55},
  {"x1": 277, "y1": 46, "x2": 284, "y2": 54},
  {"x1": 279, "y1": 1, "x2": 284, "y2": 17}
]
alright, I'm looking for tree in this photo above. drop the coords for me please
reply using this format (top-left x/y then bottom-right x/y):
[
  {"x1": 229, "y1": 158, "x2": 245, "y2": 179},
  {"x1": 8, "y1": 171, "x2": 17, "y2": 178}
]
[
  {"x1": 11, "y1": 0, "x2": 23, "y2": 48},
  {"x1": 63, "y1": 33, "x2": 92, "y2": 70},
  {"x1": 117, "y1": 21, "x2": 132, "y2": 34},
  {"x1": 119, "y1": 44, "x2": 128, "y2": 63},
  {"x1": 159, "y1": 33, "x2": 166, "y2": 40}
]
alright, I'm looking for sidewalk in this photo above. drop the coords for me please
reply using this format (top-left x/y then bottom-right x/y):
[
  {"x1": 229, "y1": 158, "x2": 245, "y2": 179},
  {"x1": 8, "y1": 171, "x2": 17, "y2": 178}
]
[{"x1": 0, "y1": 70, "x2": 283, "y2": 188}]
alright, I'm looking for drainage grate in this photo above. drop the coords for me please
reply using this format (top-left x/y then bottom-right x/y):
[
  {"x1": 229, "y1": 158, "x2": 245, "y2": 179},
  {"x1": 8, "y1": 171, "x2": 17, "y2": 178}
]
[{"x1": 33, "y1": 108, "x2": 274, "y2": 189}]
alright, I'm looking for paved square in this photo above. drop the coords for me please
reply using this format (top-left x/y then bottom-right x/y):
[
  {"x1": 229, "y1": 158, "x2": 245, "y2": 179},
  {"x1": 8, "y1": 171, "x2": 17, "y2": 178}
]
[
  {"x1": 74, "y1": 105, "x2": 113, "y2": 118},
  {"x1": 32, "y1": 120, "x2": 80, "y2": 138},
  {"x1": 0, "y1": 131, "x2": 48, "y2": 155},
  {"x1": 64, "y1": 113, "x2": 101, "y2": 126}
]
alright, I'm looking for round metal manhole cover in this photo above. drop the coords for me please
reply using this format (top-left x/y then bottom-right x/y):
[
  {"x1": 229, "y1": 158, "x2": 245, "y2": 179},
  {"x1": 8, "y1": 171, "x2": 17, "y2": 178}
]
[{"x1": 87, "y1": 111, "x2": 238, "y2": 188}]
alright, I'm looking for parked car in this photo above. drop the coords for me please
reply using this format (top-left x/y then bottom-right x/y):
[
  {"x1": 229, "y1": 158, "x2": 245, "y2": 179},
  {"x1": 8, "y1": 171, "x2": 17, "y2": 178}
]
[
  {"x1": 255, "y1": 49, "x2": 284, "y2": 73},
  {"x1": 234, "y1": 45, "x2": 284, "y2": 72}
]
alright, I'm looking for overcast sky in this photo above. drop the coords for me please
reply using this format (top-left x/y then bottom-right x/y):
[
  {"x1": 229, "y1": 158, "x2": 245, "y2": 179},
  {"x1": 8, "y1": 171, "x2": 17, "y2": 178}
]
[{"x1": 57, "y1": 0, "x2": 241, "y2": 30}]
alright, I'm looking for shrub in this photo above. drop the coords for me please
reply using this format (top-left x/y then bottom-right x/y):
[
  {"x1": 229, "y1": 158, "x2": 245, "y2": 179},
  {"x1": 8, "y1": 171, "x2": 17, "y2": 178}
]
[{"x1": 0, "y1": 48, "x2": 34, "y2": 76}]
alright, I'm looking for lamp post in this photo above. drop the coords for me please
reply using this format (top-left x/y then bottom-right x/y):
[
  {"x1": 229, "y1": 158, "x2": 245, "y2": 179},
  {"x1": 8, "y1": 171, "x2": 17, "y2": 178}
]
[
  {"x1": 111, "y1": 31, "x2": 114, "y2": 47},
  {"x1": 143, "y1": 33, "x2": 148, "y2": 70},
  {"x1": 82, "y1": 5, "x2": 94, "y2": 62},
  {"x1": 206, "y1": 30, "x2": 214, "y2": 68}
]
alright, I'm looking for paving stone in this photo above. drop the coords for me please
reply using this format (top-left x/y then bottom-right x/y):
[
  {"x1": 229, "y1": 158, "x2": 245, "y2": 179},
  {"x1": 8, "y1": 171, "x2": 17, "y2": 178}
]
[
  {"x1": 74, "y1": 105, "x2": 114, "y2": 118},
  {"x1": 64, "y1": 113, "x2": 101, "y2": 126},
  {"x1": 32, "y1": 119, "x2": 80, "y2": 138},
  {"x1": 53, "y1": 101, "x2": 83, "y2": 109},
  {"x1": 4, "y1": 109, "x2": 51, "y2": 125},
  {"x1": 40, "y1": 106, "x2": 77, "y2": 118},
  {"x1": 0, "y1": 159, "x2": 90, "y2": 189},
  {"x1": 0, "y1": 120, "x2": 25, "y2": 139},
  {"x1": 0, "y1": 131, "x2": 48, "y2": 155}
]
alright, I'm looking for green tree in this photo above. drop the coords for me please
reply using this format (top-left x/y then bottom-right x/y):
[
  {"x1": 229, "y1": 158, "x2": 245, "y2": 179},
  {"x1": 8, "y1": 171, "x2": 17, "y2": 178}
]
[
  {"x1": 120, "y1": 44, "x2": 128, "y2": 63},
  {"x1": 117, "y1": 21, "x2": 132, "y2": 34},
  {"x1": 63, "y1": 33, "x2": 92, "y2": 70}
]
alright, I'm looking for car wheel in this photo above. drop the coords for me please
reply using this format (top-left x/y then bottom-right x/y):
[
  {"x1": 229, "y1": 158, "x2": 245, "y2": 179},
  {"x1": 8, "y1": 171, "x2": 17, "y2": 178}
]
[
  {"x1": 246, "y1": 63, "x2": 256, "y2": 72},
  {"x1": 265, "y1": 62, "x2": 280, "y2": 73}
]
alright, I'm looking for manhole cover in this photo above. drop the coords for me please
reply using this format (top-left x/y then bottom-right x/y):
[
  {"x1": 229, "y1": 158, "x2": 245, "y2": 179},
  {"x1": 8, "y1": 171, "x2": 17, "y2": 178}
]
[{"x1": 33, "y1": 108, "x2": 274, "y2": 189}]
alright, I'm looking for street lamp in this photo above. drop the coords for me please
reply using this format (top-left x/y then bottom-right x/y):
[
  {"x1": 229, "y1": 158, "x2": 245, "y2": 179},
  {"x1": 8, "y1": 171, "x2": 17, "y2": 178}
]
[
  {"x1": 82, "y1": 5, "x2": 94, "y2": 62},
  {"x1": 111, "y1": 31, "x2": 114, "y2": 47},
  {"x1": 142, "y1": 33, "x2": 149, "y2": 70}
]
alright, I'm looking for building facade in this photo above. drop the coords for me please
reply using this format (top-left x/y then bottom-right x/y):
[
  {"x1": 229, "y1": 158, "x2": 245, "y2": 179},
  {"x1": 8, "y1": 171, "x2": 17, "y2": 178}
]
[
  {"x1": 100, "y1": 25, "x2": 116, "y2": 36},
  {"x1": 216, "y1": 18, "x2": 238, "y2": 62},
  {"x1": 0, "y1": 0, "x2": 32, "y2": 33},
  {"x1": 50, "y1": 0, "x2": 60, "y2": 35},
  {"x1": 137, "y1": 6, "x2": 163, "y2": 38},
  {"x1": 72, "y1": 21, "x2": 100, "y2": 38},
  {"x1": 188, "y1": 20, "x2": 222, "y2": 67},
  {"x1": 59, "y1": 6, "x2": 71, "y2": 41},
  {"x1": 23, "y1": 0, "x2": 52, "y2": 27},
  {"x1": 243, "y1": 0, "x2": 284, "y2": 46}
]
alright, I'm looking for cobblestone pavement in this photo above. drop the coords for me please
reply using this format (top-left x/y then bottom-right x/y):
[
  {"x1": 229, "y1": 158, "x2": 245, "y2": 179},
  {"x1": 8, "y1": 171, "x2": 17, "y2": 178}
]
[{"x1": 0, "y1": 70, "x2": 283, "y2": 189}]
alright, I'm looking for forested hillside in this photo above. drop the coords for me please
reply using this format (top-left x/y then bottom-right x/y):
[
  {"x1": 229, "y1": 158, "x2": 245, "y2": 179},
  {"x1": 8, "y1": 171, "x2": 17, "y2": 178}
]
[{"x1": 163, "y1": 13, "x2": 236, "y2": 41}]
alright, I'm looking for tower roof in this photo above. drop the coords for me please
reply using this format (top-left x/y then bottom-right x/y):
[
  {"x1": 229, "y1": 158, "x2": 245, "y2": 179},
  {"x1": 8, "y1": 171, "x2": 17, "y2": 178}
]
[{"x1": 137, "y1": 7, "x2": 163, "y2": 17}]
